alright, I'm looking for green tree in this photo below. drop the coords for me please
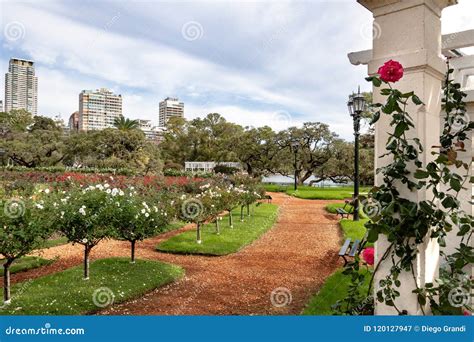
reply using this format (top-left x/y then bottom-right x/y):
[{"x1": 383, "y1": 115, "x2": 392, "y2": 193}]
[
  {"x1": 113, "y1": 117, "x2": 139, "y2": 131},
  {"x1": 0, "y1": 115, "x2": 65, "y2": 167},
  {"x1": 54, "y1": 185, "x2": 115, "y2": 279},
  {"x1": 0, "y1": 193, "x2": 55, "y2": 303},
  {"x1": 277, "y1": 122, "x2": 336, "y2": 185},
  {"x1": 111, "y1": 190, "x2": 169, "y2": 262}
]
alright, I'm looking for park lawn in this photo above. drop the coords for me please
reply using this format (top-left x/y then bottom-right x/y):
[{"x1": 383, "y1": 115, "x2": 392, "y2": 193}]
[
  {"x1": 0, "y1": 257, "x2": 184, "y2": 315},
  {"x1": 41, "y1": 236, "x2": 69, "y2": 249},
  {"x1": 325, "y1": 204, "x2": 373, "y2": 247},
  {"x1": 288, "y1": 186, "x2": 371, "y2": 200},
  {"x1": 302, "y1": 268, "x2": 371, "y2": 315},
  {"x1": 325, "y1": 203, "x2": 368, "y2": 219},
  {"x1": 1, "y1": 256, "x2": 54, "y2": 275},
  {"x1": 156, "y1": 203, "x2": 278, "y2": 256},
  {"x1": 262, "y1": 184, "x2": 288, "y2": 192}
]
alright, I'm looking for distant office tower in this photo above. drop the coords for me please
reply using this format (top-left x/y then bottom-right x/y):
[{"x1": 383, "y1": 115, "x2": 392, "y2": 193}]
[
  {"x1": 78, "y1": 88, "x2": 122, "y2": 131},
  {"x1": 4, "y1": 58, "x2": 38, "y2": 115},
  {"x1": 0, "y1": 100, "x2": 3, "y2": 112},
  {"x1": 68, "y1": 111, "x2": 79, "y2": 131},
  {"x1": 159, "y1": 97, "x2": 184, "y2": 127}
]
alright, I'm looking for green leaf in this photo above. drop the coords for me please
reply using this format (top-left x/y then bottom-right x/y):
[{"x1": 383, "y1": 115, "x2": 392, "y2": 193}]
[
  {"x1": 414, "y1": 169, "x2": 429, "y2": 179},
  {"x1": 450, "y1": 178, "x2": 462, "y2": 192},
  {"x1": 394, "y1": 122, "x2": 408, "y2": 138},
  {"x1": 412, "y1": 95, "x2": 423, "y2": 105}
]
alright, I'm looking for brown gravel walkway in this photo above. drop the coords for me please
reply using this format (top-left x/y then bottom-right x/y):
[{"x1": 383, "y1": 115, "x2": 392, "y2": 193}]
[{"x1": 13, "y1": 193, "x2": 343, "y2": 315}]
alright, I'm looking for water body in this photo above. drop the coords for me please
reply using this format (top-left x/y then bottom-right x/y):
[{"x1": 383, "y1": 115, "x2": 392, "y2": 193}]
[{"x1": 262, "y1": 174, "x2": 353, "y2": 187}]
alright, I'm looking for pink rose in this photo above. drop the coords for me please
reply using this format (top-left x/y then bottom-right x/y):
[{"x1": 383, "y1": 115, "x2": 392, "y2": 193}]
[
  {"x1": 362, "y1": 247, "x2": 374, "y2": 265},
  {"x1": 378, "y1": 60, "x2": 404, "y2": 83}
]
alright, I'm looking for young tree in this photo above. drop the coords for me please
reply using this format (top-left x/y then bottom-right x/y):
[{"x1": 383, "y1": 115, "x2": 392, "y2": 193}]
[
  {"x1": 0, "y1": 192, "x2": 55, "y2": 304},
  {"x1": 54, "y1": 184, "x2": 115, "y2": 279},
  {"x1": 111, "y1": 190, "x2": 169, "y2": 262}
]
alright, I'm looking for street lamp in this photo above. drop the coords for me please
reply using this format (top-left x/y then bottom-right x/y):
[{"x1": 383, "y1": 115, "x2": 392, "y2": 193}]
[
  {"x1": 291, "y1": 140, "x2": 300, "y2": 191},
  {"x1": 347, "y1": 87, "x2": 366, "y2": 221}
]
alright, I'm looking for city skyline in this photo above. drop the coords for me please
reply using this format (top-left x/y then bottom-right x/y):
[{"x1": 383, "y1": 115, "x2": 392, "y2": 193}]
[{"x1": 1, "y1": 0, "x2": 473, "y2": 140}]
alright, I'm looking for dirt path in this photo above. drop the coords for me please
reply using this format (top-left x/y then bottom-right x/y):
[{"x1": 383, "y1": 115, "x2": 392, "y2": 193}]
[{"x1": 13, "y1": 193, "x2": 343, "y2": 315}]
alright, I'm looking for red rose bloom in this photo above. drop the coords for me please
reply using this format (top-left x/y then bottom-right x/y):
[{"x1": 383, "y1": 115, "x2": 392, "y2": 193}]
[
  {"x1": 378, "y1": 60, "x2": 404, "y2": 83},
  {"x1": 362, "y1": 247, "x2": 374, "y2": 265}
]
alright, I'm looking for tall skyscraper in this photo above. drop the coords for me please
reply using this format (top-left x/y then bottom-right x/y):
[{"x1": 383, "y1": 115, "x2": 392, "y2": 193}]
[
  {"x1": 78, "y1": 88, "x2": 122, "y2": 131},
  {"x1": 159, "y1": 97, "x2": 184, "y2": 127},
  {"x1": 4, "y1": 58, "x2": 38, "y2": 115},
  {"x1": 0, "y1": 100, "x2": 3, "y2": 113}
]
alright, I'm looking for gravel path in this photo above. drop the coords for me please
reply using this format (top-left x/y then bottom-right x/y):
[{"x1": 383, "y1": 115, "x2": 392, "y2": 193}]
[{"x1": 12, "y1": 192, "x2": 343, "y2": 315}]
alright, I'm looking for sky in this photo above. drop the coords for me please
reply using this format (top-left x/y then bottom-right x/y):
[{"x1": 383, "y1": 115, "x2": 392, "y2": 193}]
[{"x1": 0, "y1": 0, "x2": 473, "y2": 140}]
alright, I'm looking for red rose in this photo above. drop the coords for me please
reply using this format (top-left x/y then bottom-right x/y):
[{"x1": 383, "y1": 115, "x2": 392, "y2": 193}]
[
  {"x1": 362, "y1": 247, "x2": 374, "y2": 265},
  {"x1": 378, "y1": 60, "x2": 404, "y2": 83}
]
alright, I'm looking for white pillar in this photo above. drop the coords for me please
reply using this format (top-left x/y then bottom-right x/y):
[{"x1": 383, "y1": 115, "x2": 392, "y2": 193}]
[{"x1": 358, "y1": 0, "x2": 457, "y2": 315}]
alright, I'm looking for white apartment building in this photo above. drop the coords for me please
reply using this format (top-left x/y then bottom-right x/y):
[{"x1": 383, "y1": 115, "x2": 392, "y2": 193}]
[
  {"x1": 4, "y1": 58, "x2": 38, "y2": 115},
  {"x1": 159, "y1": 97, "x2": 184, "y2": 127},
  {"x1": 138, "y1": 119, "x2": 166, "y2": 142},
  {"x1": 78, "y1": 88, "x2": 122, "y2": 131}
]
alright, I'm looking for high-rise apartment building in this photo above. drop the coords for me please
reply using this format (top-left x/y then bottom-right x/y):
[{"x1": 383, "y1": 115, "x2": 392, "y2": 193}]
[
  {"x1": 0, "y1": 100, "x2": 3, "y2": 113},
  {"x1": 78, "y1": 88, "x2": 122, "y2": 131},
  {"x1": 159, "y1": 97, "x2": 184, "y2": 127},
  {"x1": 4, "y1": 58, "x2": 38, "y2": 115}
]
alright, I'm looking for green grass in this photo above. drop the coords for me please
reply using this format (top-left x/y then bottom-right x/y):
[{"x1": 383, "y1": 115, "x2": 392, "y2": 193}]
[
  {"x1": 325, "y1": 204, "x2": 373, "y2": 247},
  {"x1": 325, "y1": 203, "x2": 367, "y2": 219},
  {"x1": 162, "y1": 220, "x2": 186, "y2": 232},
  {"x1": 40, "y1": 236, "x2": 69, "y2": 249},
  {"x1": 156, "y1": 203, "x2": 278, "y2": 256},
  {"x1": 263, "y1": 183, "x2": 372, "y2": 200},
  {"x1": 302, "y1": 268, "x2": 371, "y2": 315},
  {"x1": 1, "y1": 256, "x2": 54, "y2": 275},
  {"x1": 262, "y1": 183, "x2": 289, "y2": 192},
  {"x1": 0, "y1": 257, "x2": 184, "y2": 315},
  {"x1": 288, "y1": 186, "x2": 371, "y2": 200}
]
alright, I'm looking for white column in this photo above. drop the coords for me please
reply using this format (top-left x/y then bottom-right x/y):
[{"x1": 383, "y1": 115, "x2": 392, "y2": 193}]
[{"x1": 358, "y1": 0, "x2": 457, "y2": 315}]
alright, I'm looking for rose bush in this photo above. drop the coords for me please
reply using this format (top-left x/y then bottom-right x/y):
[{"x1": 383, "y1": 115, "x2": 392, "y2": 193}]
[{"x1": 0, "y1": 190, "x2": 56, "y2": 303}]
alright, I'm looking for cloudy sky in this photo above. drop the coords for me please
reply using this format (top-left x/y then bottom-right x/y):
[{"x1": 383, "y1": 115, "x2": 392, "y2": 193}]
[{"x1": 1, "y1": 0, "x2": 473, "y2": 140}]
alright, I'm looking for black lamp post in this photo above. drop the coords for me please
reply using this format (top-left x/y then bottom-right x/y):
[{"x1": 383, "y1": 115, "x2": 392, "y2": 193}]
[
  {"x1": 291, "y1": 140, "x2": 300, "y2": 191},
  {"x1": 347, "y1": 87, "x2": 366, "y2": 221}
]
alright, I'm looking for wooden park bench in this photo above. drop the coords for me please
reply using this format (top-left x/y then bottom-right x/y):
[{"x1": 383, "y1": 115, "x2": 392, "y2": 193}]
[
  {"x1": 338, "y1": 238, "x2": 363, "y2": 266},
  {"x1": 335, "y1": 199, "x2": 355, "y2": 219},
  {"x1": 263, "y1": 194, "x2": 272, "y2": 203}
]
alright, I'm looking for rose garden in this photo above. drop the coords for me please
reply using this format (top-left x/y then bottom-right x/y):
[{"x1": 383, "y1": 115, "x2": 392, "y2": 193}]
[{"x1": 0, "y1": 0, "x2": 473, "y2": 317}]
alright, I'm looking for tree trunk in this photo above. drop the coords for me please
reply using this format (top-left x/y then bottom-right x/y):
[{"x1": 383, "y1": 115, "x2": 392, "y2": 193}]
[
  {"x1": 215, "y1": 219, "x2": 220, "y2": 235},
  {"x1": 3, "y1": 260, "x2": 12, "y2": 304},
  {"x1": 131, "y1": 240, "x2": 136, "y2": 263},
  {"x1": 240, "y1": 206, "x2": 244, "y2": 222},
  {"x1": 247, "y1": 204, "x2": 250, "y2": 216},
  {"x1": 196, "y1": 222, "x2": 202, "y2": 244},
  {"x1": 84, "y1": 245, "x2": 91, "y2": 280},
  {"x1": 228, "y1": 210, "x2": 233, "y2": 228}
]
